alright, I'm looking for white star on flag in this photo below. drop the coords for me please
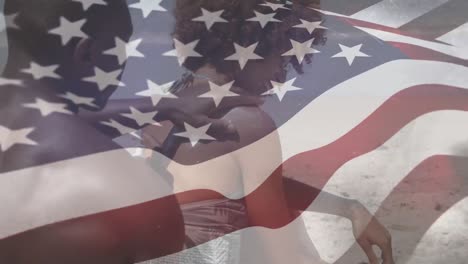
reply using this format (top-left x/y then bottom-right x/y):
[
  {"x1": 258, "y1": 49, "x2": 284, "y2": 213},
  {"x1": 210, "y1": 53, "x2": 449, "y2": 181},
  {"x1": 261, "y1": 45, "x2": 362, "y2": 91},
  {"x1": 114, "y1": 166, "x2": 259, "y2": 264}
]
[
  {"x1": 174, "y1": 123, "x2": 215, "y2": 147},
  {"x1": 49, "y1": 17, "x2": 88, "y2": 45},
  {"x1": 247, "y1": 11, "x2": 281, "y2": 28},
  {"x1": 121, "y1": 107, "x2": 160, "y2": 127},
  {"x1": 104, "y1": 37, "x2": 144, "y2": 65},
  {"x1": 21, "y1": 62, "x2": 61, "y2": 80},
  {"x1": 136, "y1": 80, "x2": 177, "y2": 106},
  {"x1": 332, "y1": 43, "x2": 370, "y2": 65},
  {"x1": 0, "y1": 126, "x2": 37, "y2": 151},
  {"x1": 198, "y1": 81, "x2": 239, "y2": 107},
  {"x1": 129, "y1": 0, "x2": 166, "y2": 18},
  {"x1": 192, "y1": 8, "x2": 227, "y2": 30},
  {"x1": 23, "y1": 98, "x2": 72, "y2": 117},
  {"x1": 59, "y1": 92, "x2": 98, "y2": 108},
  {"x1": 282, "y1": 38, "x2": 320, "y2": 64},
  {"x1": 72, "y1": 0, "x2": 107, "y2": 10},
  {"x1": 82, "y1": 67, "x2": 125, "y2": 91},
  {"x1": 0, "y1": 77, "x2": 23, "y2": 86},
  {"x1": 101, "y1": 119, "x2": 138, "y2": 136},
  {"x1": 259, "y1": 2, "x2": 290, "y2": 11},
  {"x1": 163, "y1": 39, "x2": 202, "y2": 65},
  {"x1": 0, "y1": 13, "x2": 20, "y2": 31},
  {"x1": 262, "y1": 77, "x2": 302, "y2": 101},
  {"x1": 225, "y1": 42, "x2": 263, "y2": 70},
  {"x1": 293, "y1": 19, "x2": 327, "y2": 34}
]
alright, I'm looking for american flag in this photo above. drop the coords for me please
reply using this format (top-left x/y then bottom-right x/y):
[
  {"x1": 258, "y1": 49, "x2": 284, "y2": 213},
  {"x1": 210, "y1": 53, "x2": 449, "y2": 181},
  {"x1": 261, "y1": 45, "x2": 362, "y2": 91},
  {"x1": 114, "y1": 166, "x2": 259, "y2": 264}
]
[{"x1": 0, "y1": 0, "x2": 467, "y2": 263}]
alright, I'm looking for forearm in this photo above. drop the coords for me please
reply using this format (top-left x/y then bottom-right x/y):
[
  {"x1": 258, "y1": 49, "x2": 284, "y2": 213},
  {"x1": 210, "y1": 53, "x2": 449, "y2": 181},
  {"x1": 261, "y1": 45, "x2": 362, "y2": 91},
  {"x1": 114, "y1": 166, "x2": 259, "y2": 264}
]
[
  {"x1": 244, "y1": 173, "x2": 324, "y2": 263},
  {"x1": 79, "y1": 98, "x2": 201, "y2": 128},
  {"x1": 283, "y1": 177, "x2": 357, "y2": 219},
  {"x1": 81, "y1": 98, "x2": 240, "y2": 142},
  {"x1": 79, "y1": 98, "x2": 154, "y2": 126},
  {"x1": 245, "y1": 200, "x2": 323, "y2": 263},
  {"x1": 306, "y1": 189, "x2": 357, "y2": 219}
]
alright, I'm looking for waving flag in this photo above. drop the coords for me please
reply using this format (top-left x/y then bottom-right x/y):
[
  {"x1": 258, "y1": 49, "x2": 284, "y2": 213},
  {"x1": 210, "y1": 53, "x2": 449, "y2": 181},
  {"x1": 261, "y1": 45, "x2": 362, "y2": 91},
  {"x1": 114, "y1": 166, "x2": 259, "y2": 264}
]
[{"x1": 0, "y1": 0, "x2": 467, "y2": 263}]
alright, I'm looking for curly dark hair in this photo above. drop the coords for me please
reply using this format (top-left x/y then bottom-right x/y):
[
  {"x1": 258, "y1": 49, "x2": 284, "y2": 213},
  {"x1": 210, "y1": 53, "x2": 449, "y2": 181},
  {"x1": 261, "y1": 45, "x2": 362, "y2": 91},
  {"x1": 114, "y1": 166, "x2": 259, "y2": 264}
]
[{"x1": 171, "y1": 0, "x2": 325, "y2": 93}]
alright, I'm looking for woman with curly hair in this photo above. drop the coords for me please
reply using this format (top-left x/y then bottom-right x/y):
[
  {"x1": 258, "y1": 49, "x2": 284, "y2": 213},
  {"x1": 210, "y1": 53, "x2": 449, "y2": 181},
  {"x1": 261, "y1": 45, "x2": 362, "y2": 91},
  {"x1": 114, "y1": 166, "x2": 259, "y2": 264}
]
[
  {"x1": 73, "y1": 0, "x2": 394, "y2": 262},
  {"x1": 138, "y1": 0, "x2": 395, "y2": 263}
]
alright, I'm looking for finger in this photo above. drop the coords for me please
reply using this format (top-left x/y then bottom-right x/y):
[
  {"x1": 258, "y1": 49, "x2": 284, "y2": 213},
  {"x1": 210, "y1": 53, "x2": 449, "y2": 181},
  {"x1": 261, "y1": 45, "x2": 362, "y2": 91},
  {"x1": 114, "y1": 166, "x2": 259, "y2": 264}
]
[
  {"x1": 357, "y1": 239, "x2": 379, "y2": 264},
  {"x1": 221, "y1": 95, "x2": 264, "y2": 110},
  {"x1": 380, "y1": 234, "x2": 394, "y2": 264}
]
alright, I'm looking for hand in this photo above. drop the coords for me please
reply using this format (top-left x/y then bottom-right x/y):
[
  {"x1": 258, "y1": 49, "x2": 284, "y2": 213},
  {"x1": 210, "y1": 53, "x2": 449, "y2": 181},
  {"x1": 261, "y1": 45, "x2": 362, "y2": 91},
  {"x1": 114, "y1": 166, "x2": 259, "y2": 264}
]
[
  {"x1": 155, "y1": 95, "x2": 263, "y2": 142},
  {"x1": 349, "y1": 202, "x2": 394, "y2": 264},
  {"x1": 140, "y1": 113, "x2": 239, "y2": 152},
  {"x1": 159, "y1": 110, "x2": 241, "y2": 141}
]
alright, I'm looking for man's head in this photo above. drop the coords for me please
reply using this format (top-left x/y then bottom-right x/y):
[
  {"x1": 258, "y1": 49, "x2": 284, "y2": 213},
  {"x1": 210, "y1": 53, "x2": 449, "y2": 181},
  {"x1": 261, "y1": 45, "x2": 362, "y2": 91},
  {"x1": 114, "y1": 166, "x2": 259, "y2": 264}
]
[{"x1": 3, "y1": 0, "x2": 132, "y2": 108}]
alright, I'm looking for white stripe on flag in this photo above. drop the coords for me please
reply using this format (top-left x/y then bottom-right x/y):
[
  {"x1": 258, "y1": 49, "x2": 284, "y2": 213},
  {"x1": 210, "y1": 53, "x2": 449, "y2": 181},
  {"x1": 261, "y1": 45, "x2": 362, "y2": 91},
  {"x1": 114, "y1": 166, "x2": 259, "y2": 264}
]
[
  {"x1": 356, "y1": 26, "x2": 468, "y2": 60},
  {"x1": 278, "y1": 60, "x2": 468, "y2": 161},
  {"x1": 0, "y1": 150, "x2": 174, "y2": 239},
  {"x1": 351, "y1": 0, "x2": 451, "y2": 28},
  {"x1": 309, "y1": 7, "x2": 351, "y2": 18},
  {"x1": 318, "y1": 0, "x2": 382, "y2": 16},
  {"x1": 321, "y1": 110, "x2": 468, "y2": 214},
  {"x1": 437, "y1": 21, "x2": 468, "y2": 47}
]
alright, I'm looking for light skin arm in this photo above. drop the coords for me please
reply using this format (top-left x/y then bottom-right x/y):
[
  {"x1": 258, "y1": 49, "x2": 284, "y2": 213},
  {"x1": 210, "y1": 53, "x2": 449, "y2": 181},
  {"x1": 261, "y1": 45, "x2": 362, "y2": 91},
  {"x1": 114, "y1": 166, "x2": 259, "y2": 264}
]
[
  {"x1": 224, "y1": 106, "x2": 393, "y2": 264},
  {"x1": 283, "y1": 177, "x2": 394, "y2": 264},
  {"x1": 78, "y1": 94, "x2": 262, "y2": 138},
  {"x1": 226, "y1": 107, "x2": 323, "y2": 264}
]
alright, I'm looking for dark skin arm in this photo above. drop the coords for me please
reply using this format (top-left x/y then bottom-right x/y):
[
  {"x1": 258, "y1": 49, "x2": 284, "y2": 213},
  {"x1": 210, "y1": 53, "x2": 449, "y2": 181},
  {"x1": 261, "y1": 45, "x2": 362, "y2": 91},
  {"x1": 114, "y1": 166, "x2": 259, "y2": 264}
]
[{"x1": 79, "y1": 95, "x2": 262, "y2": 140}]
